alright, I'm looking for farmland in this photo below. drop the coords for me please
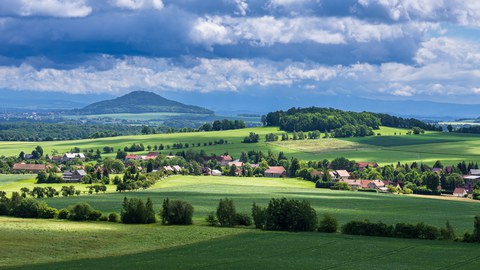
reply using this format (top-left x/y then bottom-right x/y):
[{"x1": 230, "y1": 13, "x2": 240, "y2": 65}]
[
  {"x1": 2, "y1": 175, "x2": 480, "y2": 269},
  {"x1": 2, "y1": 126, "x2": 480, "y2": 165}
]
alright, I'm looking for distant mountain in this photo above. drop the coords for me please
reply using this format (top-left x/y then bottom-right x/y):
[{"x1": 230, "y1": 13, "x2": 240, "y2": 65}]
[{"x1": 76, "y1": 91, "x2": 213, "y2": 115}]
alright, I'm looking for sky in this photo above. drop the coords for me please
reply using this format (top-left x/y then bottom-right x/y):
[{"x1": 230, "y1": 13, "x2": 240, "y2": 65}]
[{"x1": 1, "y1": 0, "x2": 480, "y2": 104}]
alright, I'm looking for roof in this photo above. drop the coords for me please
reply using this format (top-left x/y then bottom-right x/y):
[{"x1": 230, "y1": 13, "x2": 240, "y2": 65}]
[
  {"x1": 173, "y1": 165, "x2": 182, "y2": 171},
  {"x1": 205, "y1": 155, "x2": 233, "y2": 162},
  {"x1": 142, "y1": 155, "x2": 156, "y2": 160},
  {"x1": 76, "y1": 170, "x2": 87, "y2": 176},
  {"x1": 453, "y1": 187, "x2": 466, "y2": 194},
  {"x1": 265, "y1": 166, "x2": 286, "y2": 175},
  {"x1": 463, "y1": 175, "x2": 480, "y2": 180},
  {"x1": 125, "y1": 154, "x2": 140, "y2": 159},
  {"x1": 163, "y1": 166, "x2": 174, "y2": 171},
  {"x1": 310, "y1": 170, "x2": 322, "y2": 177},
  {"x1": 228, "y1": 161, "x2": 244, "y2": 167},
  {"x1": 64, "y1": 153, "x2": 85, "y2": 159},
  {"x1": 340, "y1": 179, "x2": 362, "y2": 186},
  {"x1": 360, "y1": 180, "x2": 372, "y2": 189},
  {"x1": 12, "y1": 163, "x2": 46, "y2": 171},
  {"x1": 369, "y1": 180, "x2": 385, "y2": 188},
  {"x1": 356, "y1": 162, "x2": 378, "y2": 168},
  {"x1": 470, "y1": 169, "x2": 480, "y2": 175},
  {"x1": 336, "y1": 170, "x2": 350, "y2": 177},
  {"x1": 147, "y1": 152, "x2": 159, "y2": 157}
]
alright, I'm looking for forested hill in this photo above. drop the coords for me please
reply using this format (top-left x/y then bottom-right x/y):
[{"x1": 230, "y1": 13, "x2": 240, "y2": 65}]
[
  {"x1": 262, "y1": 107, "x2": 440, "y2": 132},
  {"x1": 75, "y1": 91, "x2": 213, "y2": 115}
]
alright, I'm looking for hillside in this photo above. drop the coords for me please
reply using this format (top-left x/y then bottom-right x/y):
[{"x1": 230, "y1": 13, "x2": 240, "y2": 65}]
[{"x1": 76, "y1": 91, "x2": 213, "y2": 115}]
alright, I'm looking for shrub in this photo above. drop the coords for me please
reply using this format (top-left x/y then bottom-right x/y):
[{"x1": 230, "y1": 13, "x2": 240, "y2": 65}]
[
  {"x1": 235, "y1": 213, "x2": 252, "y2": 226},
  {"x1": 57, "y1": 208, "x2": 69, "y2": 219},
  {"x1": 161, "y1": 198, "x2": 194, "y2": 225},
  {"x1": 216, "y1": 198, "x2": 237, "y2": 227},
  {"x1": 416, "y1": 222, "x2": 440, "y2": 240},
  {"x1": 342, "y1": 220, "x2": 393, "y2": 237},
  {"x1": 265, "y1": 198, "x2": 318, "y2": 232},
  {"x1": 394, "y1": 223, "x2": 418, "y2": 238},
  {"x1": 315, "y1": 181, "x2": 335, "y2": 189},
  {"x1": 205, "y1": 212, "x2": 218, "y2": 226},
  {"x1": 99, "y1": 215, "x2": 108, "y2": 222},
  {"x1": 38, "y1": 204, "x2": 58, "y2": 219},
  {"x1": 121, "y1": 197, "x2": 156, "y2": 224},
  {"x1": 318, "y1": 213, "x2": 338, "y2": 233},
  {"x1": 357, "y1": 188, "x2": 377, "y2": 193},
  {"x1": 333, "y1": 182, "x2": 351, "y2": 191},
  {"x1": 12, "y1": 198, "x2": 40, "y2": 218},
  {"x1": 440, "y1": 221, "x2": 455, "y2": 241},
  {"x1": 251, "y1": 202, "x2": 266, "y2": 229},
  {"x1": 68, "y1": 202, "x2": 102, "y2": 221},
  {"x1": 108, "y1": 213, "x2": 119, "y2": 222}
]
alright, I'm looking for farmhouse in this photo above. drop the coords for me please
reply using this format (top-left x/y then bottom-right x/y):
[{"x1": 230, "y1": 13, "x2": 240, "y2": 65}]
[
  {"x1": 368, "y1": 180, "x2": 386, "y2": 190},
  {"x1": 334, "y1": 170, "x2": 350, "y2": 180},
  {"x1": 125, "y1": 154, "x2": 142, "y2": 162},
  {"x1": 172, "y1": 165, "x2": 182, "y2": 172},
  {"x1": 204, "y1": 155, "x2": 233, "y2": 166},
  {"x1": 453, "y1": 187, "x2": 467, "y2": 197},
  {"x1": 12, "y1": 163, "x2": 46, "y2": 173},
  {"x1": 62, "y1": 153, "x2": 85, "y2": 162},
  {"x1": 228, "y1": 161, "x2": 244, "y2": 168},
  {"x1": 163, "y1": 166, "x2": 174, "y2": 172},
  {"x1": 49, "y1": 155, "x2": 63, "y2": 162},
  {"x1": 340, "y1": 179, "x2": 362, "y2": 189},
  {"x1": 356, "y1": 162, "x2": 378, "y2": 171},
  {"x1": 62, "y1": 170, "x2": 87, "y2": 183},
  {"x1": 264, "y1": 166, "x2": 286, "y2": 178}
]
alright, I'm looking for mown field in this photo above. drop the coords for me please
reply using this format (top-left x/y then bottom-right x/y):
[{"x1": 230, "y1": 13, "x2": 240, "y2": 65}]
[
  {"x1": 2, "y1": 175, "x2": 480, "y2": 269},
  {"x1": 1, "y1": 126, "x2": 480, "y2": 165}
]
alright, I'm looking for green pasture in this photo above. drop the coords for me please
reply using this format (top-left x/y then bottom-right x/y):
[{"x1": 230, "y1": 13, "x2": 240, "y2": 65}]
[
  {"x1": 32, "y1": 175, "x2": 480, "y2": 234},
  {"x1": 1, "y1": 126, "x2": 480, "y2": 165},
  {"x1": 2, "y1": 175, "x2": 480, "y2": 269}
]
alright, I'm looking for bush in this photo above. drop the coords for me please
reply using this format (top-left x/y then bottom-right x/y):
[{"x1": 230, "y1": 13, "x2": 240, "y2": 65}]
[
  {"x1": 265, "y1": 198, "x2": 318, "y2": 232},
  {"x1": 416, "y1": 222, "x2": 440, "y2": 240},
  {"x1": 121, "y1": 197, "x2": 156, "y2": 224},
  {"x1": 205, "y1": 212, "x2": 218, "y2": 226},
  {"x1": 58, "y1": 208, "x2": 69, "y2": 219},
  {"x1": 235, "y1": 213, "x2": 252, "y2": 226},
  {"x1": 440, "y1": 221, "x2": 455, "y2": 241},
  {"x1": 161, "y1": 198, "x2": 194, "y2": 225},
  {"x1": 333, "y1": 182, "x2": 351, "y2": 191},
  {"x1": 216, "y1": 198, "x2": 237, "y2": 227},
  {"x1": 318, "y1": 213, "x2": 338, "y2": 233},
  {"x1": 357, "y1": 188, "x2": 377, "y2": 193},
  {"x1": 68, "y1": 202, "x2": 102, "y2": 221},
  {"x1": 99, "y1": 215, "x2": 108, "y2": 222},
  {"x1": 394, "y1": 223, "x2": 418, "y2": 238},
  {"x1": 315, "y1": 181, "x2": 335, "y2": 189},
  {"x1": 12, "y1": 198, "x2": 40, "y2": 218},
  {"x1": 108, "y1": 213, "x2": 119, "y2": 222},
  {"x1": 251, "y1": 202, "x2": 266, "y2": 229},
  {"x1": 38, "y1": 203, "x2": 58, "y2": 219},
  {"x1": 342, "y1": 220, "x2": 393, "y2": 237}
]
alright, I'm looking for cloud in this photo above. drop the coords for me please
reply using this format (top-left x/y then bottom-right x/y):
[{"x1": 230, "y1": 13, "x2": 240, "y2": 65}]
[
  {"x1": 111, "y1": 0, "x2": 164, "y2": 10},
  {"x1": 0, "y1": 0, "x2": 92, "y2": 18}
]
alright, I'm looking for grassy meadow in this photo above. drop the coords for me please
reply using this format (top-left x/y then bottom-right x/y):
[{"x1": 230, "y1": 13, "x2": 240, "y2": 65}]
[
  {"x1": 2, "y1": 175, "x2": 480, "y2": 269},
  {"x1": 1, "y1": 126, "x2": 480, "y2": 165}
]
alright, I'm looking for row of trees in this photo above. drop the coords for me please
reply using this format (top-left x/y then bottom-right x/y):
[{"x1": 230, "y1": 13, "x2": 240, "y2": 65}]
[{"x1": 199, "y1": 119, "x2": 246, "y2": 131}]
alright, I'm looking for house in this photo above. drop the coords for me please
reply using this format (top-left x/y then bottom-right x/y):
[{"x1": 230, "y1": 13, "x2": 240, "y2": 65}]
[
  {"x1": 335, "y1": 170, "x2": 350, "y2": 180},
  {"x1": 49, "y1": 156, "x2": 63, "y2": 162},
  {"x1": 147, "y1": 152, "x2": 159, "y2": 157},
  {"x1": 62, "y1": 170, "x2": 87, "y2": 183},
  {"x1": 264, "y1": 166, "x2": 286, "y2": 178},
  {"x1": 125, "y1": 154, "x2": 142, "y2": 162},
  {"x1": 228, "y1": 161, "x2": 244, "y2": 168},
  {"x1": 23, "y1": 154, "x2": 34, "y2": 160},
  {"x1": 340, "y1": 179, "x2": 362, "y2": 190},
  {"x1": 172, "y1": 165, "x2": 182, "y2": 172},
  {"x1": 62, "y1": 153, "x2": 85, "y2": 162},
  {"x1": 12, "y1": 163, "x2": 46, "y2": 173},
  {"x1": 453, "y1": 187, "x2": 467, "y2": 197},
  {"x1": 163, "y1": 166, "x2": 174, "y2": 172},
  {"x1": 356, "y1": 162, "x2": 378, "y2": 171},
  {"x1": 470, "y1": 169, "x2": 480, "y2": 175},
  {"x1": 310, "y1": 170, "x2": 323, "y2": 179},
  {"x1": 204, "y1": 155, "x2": 233, "y2": 166},
  {"x1": 211, "y1": 169, "x2": 222, "y2": 176},
  {"x1": 368, "y1": 180, "x2": 385, "y2": 190}
]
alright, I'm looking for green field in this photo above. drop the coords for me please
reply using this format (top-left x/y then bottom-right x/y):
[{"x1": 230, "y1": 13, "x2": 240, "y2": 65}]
[
  {"x1": 2, "y1": 126, "x2": 480, "y2": 165},
  {"x1": 2, "y1": 175, "x2": 480, "y2": 269}
]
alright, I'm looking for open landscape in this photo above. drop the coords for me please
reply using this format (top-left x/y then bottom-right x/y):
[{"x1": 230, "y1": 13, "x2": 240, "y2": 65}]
[{"x1": 3, "y1": 1, "x2": 480, "y2": 269}]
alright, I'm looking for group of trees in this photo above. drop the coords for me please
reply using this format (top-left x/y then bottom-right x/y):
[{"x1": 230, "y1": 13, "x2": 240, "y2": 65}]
[
  {"x1": 199, "y1": 119, "x2": 246, "y2": 131},
  {"x1": 262, "y1": 107, "x2": 441, "y2": 135},
  {"x1": 18, "y1": 186, "x2": 80, "y2": 198},
  {"x1": 243, "y1": 132, "x2": 260, "y2": 143},
  {"x1": 0, "y1": 122, "x2": 142, "y2": 141},
  {"x1": 120, "y1": 197, "x2": 194, "y2": 225}
]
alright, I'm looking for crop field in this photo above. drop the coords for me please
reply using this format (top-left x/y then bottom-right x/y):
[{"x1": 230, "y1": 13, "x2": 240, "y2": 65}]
[
  {"x1": 2, "y1": 175, "x2": 480, "y2": 269},
  {"x1": 2, "y1": 126, "x2": 480, "y2": 165}
]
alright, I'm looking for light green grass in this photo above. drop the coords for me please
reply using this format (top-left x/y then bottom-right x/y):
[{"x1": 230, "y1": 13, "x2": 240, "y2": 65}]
[
  {"x1": 2, "y1": 175, "x2": 480, "y2": 269},
  {"x1": 34, "y1": 175, "x2": 480, "y2": 234}
]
